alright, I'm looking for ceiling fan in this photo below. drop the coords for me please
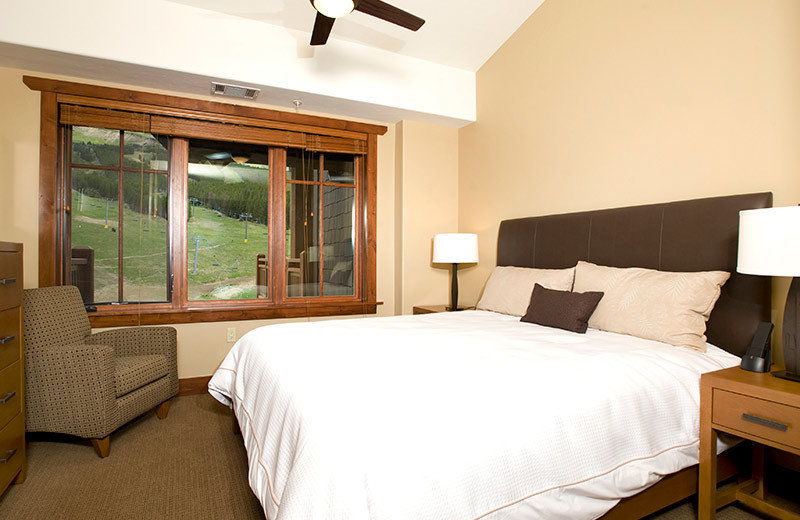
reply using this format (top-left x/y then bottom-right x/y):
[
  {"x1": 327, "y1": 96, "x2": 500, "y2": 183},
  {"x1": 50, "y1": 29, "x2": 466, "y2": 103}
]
[{"x1": 309, "y1": 0, "x2": 425, "y2": 46}]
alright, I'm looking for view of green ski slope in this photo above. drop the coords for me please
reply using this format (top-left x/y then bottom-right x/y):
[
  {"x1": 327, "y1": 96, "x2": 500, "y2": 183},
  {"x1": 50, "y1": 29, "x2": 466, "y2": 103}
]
[{"x1": 71, "y1": 190, "x2": 269, "y2": 303}]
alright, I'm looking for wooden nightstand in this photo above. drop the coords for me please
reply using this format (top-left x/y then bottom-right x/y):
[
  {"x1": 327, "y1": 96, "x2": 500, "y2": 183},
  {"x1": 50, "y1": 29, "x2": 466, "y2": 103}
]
[
  {"x1": 412, "y1": 305, "x2": 450, "y2": 315},
  {"x1": 412, "y1": 305, "x2": 476, "y2": 315},
  {"x1": 699, "y1": 367, "x2": 800, "y2": 520}
]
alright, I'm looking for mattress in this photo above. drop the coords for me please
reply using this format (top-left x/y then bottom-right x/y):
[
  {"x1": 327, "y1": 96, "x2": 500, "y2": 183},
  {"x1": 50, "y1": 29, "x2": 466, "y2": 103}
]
[{"x1": 209, "y1": 310, "x2": 740, "y2": 520}]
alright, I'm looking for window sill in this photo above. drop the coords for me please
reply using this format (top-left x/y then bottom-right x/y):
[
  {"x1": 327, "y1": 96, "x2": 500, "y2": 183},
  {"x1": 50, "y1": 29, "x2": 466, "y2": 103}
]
[{"x1": 87, "y1": 301, "x2": 380, "y2": 327}]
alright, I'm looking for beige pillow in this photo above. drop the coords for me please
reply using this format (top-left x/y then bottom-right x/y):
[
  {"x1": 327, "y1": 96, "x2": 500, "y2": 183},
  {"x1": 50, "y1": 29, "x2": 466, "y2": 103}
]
[
  {"x1": 572, "y1": 261, "x2": 730, "y2": 351},
  {"x1": 477, "y1": 266, "x2": 575, "y2": 316}
]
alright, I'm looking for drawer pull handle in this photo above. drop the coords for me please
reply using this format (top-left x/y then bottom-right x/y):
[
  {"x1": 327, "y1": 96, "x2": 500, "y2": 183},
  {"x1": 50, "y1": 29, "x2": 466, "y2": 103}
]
[
  {"x1": 0, "y1": 449, "x2": 16, "y2": 464},
  {"x1": 0, "y1": 392, "x2": 15, "y2": 404},
  {"x1": 0, "y1": 335, "x2": 15, "y2": 345},
  {"x1": 742, "y1": 413, "x2": 788, "y2": 432},
  {"x1": 0, "y1": 278, "x2": 16, "y2": 285}
]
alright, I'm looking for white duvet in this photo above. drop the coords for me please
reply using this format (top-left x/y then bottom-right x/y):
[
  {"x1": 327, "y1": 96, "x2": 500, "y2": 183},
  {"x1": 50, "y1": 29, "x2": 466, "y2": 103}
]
[{"x1": 208, "y1": 310, "x2": 739, "y2": 520}]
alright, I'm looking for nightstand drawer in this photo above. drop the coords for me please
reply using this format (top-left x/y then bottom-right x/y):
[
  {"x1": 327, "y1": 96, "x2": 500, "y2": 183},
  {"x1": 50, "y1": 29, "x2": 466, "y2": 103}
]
[
  {"x1": 712, "y1": 389, "x2": 800, "y2": 450},
  {"x1": 0, "y1": 413, "x2": 23, "y2": 492},
  {"x1": 0, "y1": 252, "x2": 22, "y2": 311},
  {"x1": 0, "y1": 308, "x2": 20, "y2": 371},
  {"x1": 0, "y1": 361, "x2": 21, "y2": 430}
]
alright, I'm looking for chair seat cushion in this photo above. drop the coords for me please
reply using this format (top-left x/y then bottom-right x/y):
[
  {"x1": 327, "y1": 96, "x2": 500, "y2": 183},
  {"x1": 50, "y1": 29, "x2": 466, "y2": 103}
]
[{"x1": 114, "y1": 355, "x2": 168, "y2": 398}]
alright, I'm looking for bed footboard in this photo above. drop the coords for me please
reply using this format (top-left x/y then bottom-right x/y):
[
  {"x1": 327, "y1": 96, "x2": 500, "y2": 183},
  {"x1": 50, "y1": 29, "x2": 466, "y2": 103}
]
[{"x1": 600, "y1": 444, "x2": 745, "y2": 519}]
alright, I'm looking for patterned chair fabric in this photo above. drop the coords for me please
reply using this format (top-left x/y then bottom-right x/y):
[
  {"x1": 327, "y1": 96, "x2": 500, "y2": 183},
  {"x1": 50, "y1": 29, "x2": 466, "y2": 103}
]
[
  {"x1": 113, "y1": 355, "x2": 169, "y2": 397},
  {"x1": 22, "y1": 286, "x2": 178, "y2": 440}
]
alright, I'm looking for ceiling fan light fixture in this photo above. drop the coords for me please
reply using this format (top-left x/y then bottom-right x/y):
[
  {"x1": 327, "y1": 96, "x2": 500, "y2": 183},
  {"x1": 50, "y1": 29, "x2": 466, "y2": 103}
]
[
  {"x1": 312, "y1": 0, "x2": 356, "y2": 18},
  {"x1": 232, "y1": 155, "x2": 250, "y2": 164}
]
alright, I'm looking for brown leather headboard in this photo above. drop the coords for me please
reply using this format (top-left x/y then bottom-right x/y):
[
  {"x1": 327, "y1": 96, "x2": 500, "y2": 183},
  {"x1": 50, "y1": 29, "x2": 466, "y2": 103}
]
[{"x1": 497, "y1": 192, "x2": 773, "y2": 357}]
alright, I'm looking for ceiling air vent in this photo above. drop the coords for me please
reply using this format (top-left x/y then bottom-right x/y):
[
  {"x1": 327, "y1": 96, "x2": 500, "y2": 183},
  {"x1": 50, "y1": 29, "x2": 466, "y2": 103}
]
[{"x1": 210, "y1": 82, "x2": 260, "y2": 100}]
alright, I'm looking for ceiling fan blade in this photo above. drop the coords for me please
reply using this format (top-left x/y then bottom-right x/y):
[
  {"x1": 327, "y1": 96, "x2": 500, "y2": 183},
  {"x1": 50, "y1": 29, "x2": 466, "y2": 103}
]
[
  {"x1": 354, "y1": 0, "x2": 425, "y2": 31},
  {"x1": 205, "y1": 152, "x2": 232, "y2": 160},
  {"x1": 310, "y1": 12, "x2": 336, "y2": 45}
]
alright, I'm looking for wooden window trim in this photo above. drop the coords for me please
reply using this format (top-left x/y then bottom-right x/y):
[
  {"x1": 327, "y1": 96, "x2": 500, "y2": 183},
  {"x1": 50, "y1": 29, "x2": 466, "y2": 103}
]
[
  {"x1": 27, "y1": 76, "x2": 384, "y2": 326},
  {"x1": 24, "y1": 76, "x2": 386, "y2": 138}
]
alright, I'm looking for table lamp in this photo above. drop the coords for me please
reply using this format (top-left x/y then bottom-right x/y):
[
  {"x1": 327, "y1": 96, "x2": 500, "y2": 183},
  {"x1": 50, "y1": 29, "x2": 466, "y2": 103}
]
[
  {"x1": 432, "y1": 233, "x2": 478, "y2": 311},
  {"x1": 737, "y1": 206, "x2": 800, "y2": 382}
]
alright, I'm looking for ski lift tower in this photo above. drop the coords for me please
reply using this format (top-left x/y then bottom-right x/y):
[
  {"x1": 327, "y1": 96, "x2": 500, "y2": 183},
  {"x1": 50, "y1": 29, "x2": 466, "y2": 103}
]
[{"x1": 240, "y1": 213, "x2": 253, "y2": 243}]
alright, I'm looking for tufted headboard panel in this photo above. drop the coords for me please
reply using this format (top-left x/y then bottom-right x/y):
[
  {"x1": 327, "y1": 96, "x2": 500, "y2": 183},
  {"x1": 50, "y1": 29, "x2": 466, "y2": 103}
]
[{"x1": 496, "y1": 192, "x2": 773, "y2": 357}]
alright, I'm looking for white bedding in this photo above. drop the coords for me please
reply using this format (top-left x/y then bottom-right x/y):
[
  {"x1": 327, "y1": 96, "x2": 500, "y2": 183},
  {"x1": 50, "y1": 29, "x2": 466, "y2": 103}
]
[{"x1": 209, "y1": 310, "x2": 740, "y2": 520}]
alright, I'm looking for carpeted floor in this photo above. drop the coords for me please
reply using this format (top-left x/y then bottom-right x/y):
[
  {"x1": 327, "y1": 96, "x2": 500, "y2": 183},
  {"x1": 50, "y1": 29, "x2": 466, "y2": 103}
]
[
  {"x1": 0, "y1": 394, "x2": 773, "y2": 520},
  {"x1": 0, "y1": 394, "x2": 264, "y2": 519}
]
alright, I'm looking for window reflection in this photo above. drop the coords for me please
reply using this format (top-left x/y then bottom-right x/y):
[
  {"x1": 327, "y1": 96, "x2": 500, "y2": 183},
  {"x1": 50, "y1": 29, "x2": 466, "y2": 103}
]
[{"x1": 186, "y1": 139, "x2": 269, "y2": 301}]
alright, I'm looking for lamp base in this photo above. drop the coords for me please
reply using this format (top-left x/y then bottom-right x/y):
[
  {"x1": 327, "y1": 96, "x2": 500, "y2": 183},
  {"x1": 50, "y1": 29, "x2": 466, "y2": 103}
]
[
  {"x1": 781, "y1": 277, "x2": 800, "y2": 384},
  {"x1": 447, "y1": 306, "x2": 468, "y2": 312},
  {"x1": 772, "y1": 370, "x2": 800, "y2": 383}
]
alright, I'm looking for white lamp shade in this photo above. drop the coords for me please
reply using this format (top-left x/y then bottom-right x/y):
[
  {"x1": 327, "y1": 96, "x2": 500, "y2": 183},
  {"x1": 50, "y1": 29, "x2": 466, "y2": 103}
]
[
  {"x1": 432, "y1": 233, "x2": 478, "y2": 264},
  {"x1": 312, "y1": 0, "x2": 355, "y2": 18},
  {"x1": 737, "y1": 206, "x2": 800, "y2": 277}
]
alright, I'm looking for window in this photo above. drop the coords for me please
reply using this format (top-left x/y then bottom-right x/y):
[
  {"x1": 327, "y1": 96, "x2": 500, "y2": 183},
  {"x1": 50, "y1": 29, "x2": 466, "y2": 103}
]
[
  {"x1": 186, "y1": 138, "x2": 270, "y2": 302},
  {"x1": 285, "y1": 149, "x2": 357, "y2": 298},
  {"x1": 27, "y1": 76, "x2": 384, "y2": 326},
  {"x1": 68, "y1": 126, "x2": 170, "y2": 304}
]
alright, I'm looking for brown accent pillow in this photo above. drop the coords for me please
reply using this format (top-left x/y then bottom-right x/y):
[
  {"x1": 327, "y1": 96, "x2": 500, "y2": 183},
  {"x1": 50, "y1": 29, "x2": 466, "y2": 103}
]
[{"x1": 520, "y1": 284, "x2": 604, "y2": 334}]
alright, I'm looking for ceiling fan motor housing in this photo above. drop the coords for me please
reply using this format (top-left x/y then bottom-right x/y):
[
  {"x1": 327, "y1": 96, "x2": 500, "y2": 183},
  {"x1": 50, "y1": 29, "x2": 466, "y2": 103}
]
[{"x1": 311, "y1": 0, "x2": 359, "y2": 19}]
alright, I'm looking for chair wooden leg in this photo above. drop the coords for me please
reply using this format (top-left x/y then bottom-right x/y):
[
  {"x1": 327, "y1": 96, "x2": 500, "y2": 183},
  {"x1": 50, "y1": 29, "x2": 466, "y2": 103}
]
[
  {"x1": 156, "y1": 400, "x2": 170, "y2": 419},
  {"x1": 91, "y1": 436, "x2": 110, "y2": 458}
]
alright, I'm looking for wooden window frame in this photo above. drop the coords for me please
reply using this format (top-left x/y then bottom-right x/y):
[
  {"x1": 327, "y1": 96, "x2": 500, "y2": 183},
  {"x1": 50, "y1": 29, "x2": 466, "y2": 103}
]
[{"x1": 26, "y1": 76, "x2": 385, "y2": 327}]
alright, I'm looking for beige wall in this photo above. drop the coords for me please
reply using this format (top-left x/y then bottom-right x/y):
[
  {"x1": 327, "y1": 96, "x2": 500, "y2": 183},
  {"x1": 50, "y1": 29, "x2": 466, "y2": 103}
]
[
  {"x1": 395, "y1": 120, "x2": 460, "y2": 315},
  {"x1": 459, "y1": 0, "x2": 800, "y2": 358},
  {"x1": 0, "y1": 65, "x2": 461, "y2": 377},
  {"x1": 0, "y1": 67, "x2": 41, "y2": 287},
  {"x1": 9, "y1": 0, "x2": 794, "y2": 376}
]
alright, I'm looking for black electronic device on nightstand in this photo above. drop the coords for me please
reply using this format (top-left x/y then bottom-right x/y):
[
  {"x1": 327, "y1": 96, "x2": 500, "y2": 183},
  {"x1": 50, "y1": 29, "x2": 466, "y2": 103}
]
[{"x1": 740, "y1": 322, "x2": 773, "y2": 373}]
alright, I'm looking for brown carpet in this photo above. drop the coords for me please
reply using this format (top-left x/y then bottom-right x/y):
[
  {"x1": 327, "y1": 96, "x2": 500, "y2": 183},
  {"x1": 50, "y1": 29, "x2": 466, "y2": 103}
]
[
  {"x1": 0, "y1": 394, "x2": 773, "y2": 520},
  {"x1": 0, "y1": 394, "x2": 264, "y2": 520}
]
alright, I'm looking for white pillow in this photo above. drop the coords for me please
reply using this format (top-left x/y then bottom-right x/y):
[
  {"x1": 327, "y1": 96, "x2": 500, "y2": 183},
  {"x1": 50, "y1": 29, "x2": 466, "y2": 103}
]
[
  {"x1": 572, "y1": 261, "x2": 730, "y2": 351},
  {"x1": 477, "y1": 266, "x2": 575, "y2": 316}
]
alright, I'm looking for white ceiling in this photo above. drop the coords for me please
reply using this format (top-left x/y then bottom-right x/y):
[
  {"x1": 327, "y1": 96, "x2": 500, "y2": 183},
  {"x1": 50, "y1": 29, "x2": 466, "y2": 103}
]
[
  {"x1": 0, "y1": 0, "x2": 544, "y2": 126},
  {"x1": 167, "y1": 0, "x2": 544, "y2": 72}
]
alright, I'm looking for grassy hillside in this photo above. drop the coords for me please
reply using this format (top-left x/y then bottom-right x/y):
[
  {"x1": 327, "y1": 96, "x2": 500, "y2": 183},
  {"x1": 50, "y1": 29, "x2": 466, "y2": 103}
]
[{"x1": 71, "y1": 190, "x2": 269, "y2": 302}]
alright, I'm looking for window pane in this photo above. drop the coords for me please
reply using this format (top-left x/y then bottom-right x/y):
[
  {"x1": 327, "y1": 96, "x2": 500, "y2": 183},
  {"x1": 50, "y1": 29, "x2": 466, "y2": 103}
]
[
  {"x1": 70, "y1": 169, "x2": 119, "y2": 303},
  {"x1": 286, "y1": 148, "x2": 318, "y2": 182},
  {"x1": 323, "y1": 152, "x2": 355, "y2": 185},
  {"x1": 124, "y1": 131, "x2": 169, "y2": 171},
  {"x1": 186, "y1": 139, "x2": 269, "y2": 301},
  {"x1": 122, "y1": 172, "x2": 169, "y2": 302},
  {"x1": 323, "y1": 185, "x2": 355, "y2": 296},
  {"x1": 72, "y1": 126, "x2": 120, "y2": 167},
  {"x1": 286, "y1": 182, "x2": 320, "y2": 297}
]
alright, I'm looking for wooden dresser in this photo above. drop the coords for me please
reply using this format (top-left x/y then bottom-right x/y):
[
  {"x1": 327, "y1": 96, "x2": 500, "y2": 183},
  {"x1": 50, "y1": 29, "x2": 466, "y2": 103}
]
[{"x1": 0, "y1": 241, "x2": 25, "y2": 493}]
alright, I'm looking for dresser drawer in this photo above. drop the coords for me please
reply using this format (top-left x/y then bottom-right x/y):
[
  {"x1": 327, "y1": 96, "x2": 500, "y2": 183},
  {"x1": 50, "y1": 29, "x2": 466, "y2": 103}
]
[
  {"x1": 712, "y1": 389, "x2": 800, "y2": 450},
  {"x1": 0, "y1": 413, "x2": 23, "y2": 492},
  {"x1": 0, "y1": 361, "x2": 20, "y2": 431},
  {"x1": 0, "y1": 308, "x2": 20, "y2": 371},
  {"x1": 0, "y1": 252, "x2": 22, "y2": 311}
]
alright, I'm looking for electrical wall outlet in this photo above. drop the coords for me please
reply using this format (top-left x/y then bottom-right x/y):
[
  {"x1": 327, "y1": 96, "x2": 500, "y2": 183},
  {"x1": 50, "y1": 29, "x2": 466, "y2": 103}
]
[{"x1": 226, "y1": 327, "x2": 236, "y2": 342}]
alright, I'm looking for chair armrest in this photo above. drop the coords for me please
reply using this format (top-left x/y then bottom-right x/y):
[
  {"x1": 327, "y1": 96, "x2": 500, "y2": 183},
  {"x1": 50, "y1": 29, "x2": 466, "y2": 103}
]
[
  {"x1": 87, "y1": 326, "x2": 179, "y2": 398},
  {"x1": 87, "y1": 326, "x2": 176, "y2": 358},
  {"x1": 24, "y1": 343, "x2": 119, "y2": 439}
]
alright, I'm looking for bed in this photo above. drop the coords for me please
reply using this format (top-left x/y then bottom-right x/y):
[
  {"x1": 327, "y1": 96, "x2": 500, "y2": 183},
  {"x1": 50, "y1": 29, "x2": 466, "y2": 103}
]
[{"x1": 209, "y1": 192, "x2": 773, "y2": 520}]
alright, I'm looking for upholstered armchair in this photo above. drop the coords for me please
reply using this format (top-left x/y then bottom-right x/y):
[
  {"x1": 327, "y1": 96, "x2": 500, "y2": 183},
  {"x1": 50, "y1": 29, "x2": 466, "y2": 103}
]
[{"x1": 22, "y1": 286, "x2": 178, "y2": 457}]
